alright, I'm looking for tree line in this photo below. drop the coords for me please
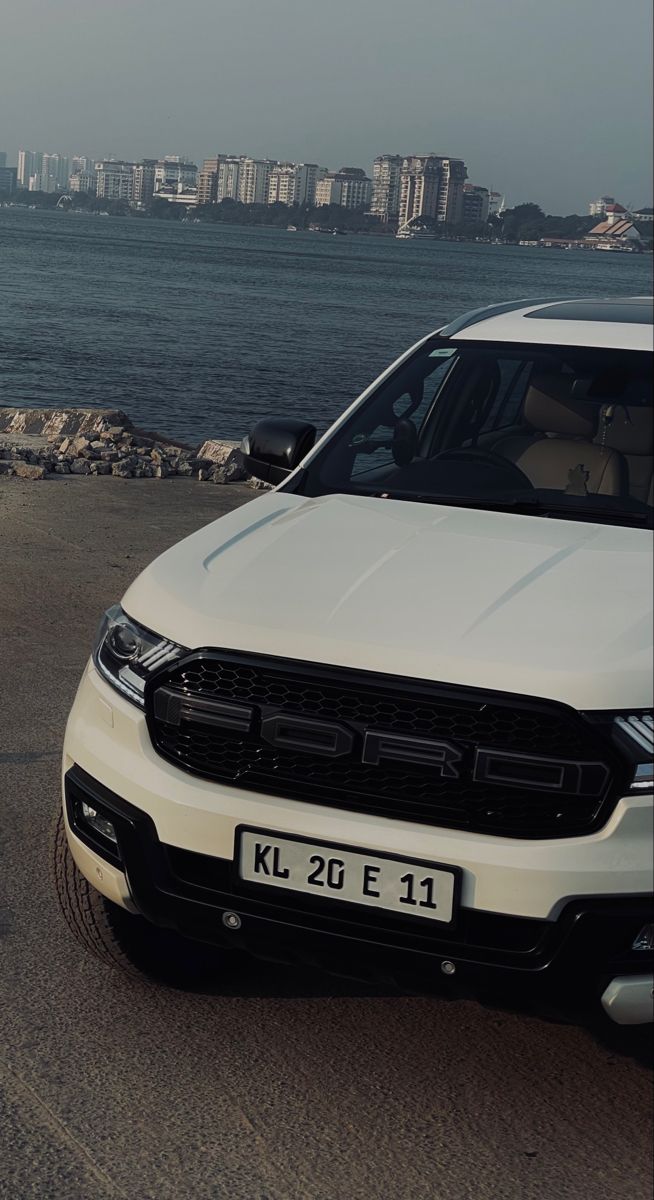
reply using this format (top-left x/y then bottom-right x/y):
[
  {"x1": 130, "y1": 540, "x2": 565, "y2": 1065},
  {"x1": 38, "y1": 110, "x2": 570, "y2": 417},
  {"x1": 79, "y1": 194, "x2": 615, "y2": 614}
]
[{"x1": 2, "y1": 188, "x2": 651, "y2": 245}]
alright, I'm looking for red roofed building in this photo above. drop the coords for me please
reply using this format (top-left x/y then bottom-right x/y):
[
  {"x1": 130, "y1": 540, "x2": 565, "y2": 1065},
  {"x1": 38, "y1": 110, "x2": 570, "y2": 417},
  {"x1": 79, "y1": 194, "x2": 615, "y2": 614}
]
[{"x1": 586, "y1": 201, "x2": 642, "y2": 250}]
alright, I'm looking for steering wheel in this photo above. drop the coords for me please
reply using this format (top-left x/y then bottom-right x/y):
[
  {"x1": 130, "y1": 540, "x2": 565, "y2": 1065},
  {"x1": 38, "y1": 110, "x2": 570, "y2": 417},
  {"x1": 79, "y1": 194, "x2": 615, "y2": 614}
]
[{"x1": 432, "y1": 447, "x2": 534, "y2": 490}]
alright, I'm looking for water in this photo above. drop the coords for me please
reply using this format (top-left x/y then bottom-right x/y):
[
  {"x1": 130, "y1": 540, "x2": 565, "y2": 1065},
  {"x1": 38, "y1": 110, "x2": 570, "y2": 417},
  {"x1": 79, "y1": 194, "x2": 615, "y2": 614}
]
[{"x1": 1, "y1": 207, "x2": 651, "y2": 444}]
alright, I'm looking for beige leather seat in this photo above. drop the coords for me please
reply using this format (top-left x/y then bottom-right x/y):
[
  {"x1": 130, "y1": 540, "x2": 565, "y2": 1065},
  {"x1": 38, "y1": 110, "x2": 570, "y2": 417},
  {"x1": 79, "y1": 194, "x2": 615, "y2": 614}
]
[
  {"x1": 495, "y1": 374, "x2": 626, "y2": 495},
  {"x1": 594, "y1": 402, "x2": 653, "y2": 505}
]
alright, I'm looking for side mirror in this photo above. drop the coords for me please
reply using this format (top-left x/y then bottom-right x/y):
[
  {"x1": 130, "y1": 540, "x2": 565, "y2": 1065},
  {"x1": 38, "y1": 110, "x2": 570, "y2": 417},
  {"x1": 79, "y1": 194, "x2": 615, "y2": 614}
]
[{"x1": 241, "y1": 417, "x2": 316, "y2": 484}]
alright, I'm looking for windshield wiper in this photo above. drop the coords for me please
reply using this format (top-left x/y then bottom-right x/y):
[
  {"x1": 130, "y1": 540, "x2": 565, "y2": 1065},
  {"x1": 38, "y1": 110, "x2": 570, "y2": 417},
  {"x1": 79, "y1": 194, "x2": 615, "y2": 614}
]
[{"x1": 370, "y1": 490, "x2": 652, "y2": 525}]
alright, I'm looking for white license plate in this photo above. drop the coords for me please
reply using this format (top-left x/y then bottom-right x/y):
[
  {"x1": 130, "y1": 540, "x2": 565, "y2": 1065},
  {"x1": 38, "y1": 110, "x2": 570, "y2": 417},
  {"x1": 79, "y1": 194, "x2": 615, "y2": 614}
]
[{"x1": 238, "y1": 830, "x2": 458, "y2": 924}]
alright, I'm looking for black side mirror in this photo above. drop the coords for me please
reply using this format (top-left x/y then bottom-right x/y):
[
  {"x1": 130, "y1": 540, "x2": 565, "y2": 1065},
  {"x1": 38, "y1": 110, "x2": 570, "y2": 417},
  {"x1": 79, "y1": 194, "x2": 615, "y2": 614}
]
[{"x1": 241, "y1": 417, "x2": 316, "y2": 485}]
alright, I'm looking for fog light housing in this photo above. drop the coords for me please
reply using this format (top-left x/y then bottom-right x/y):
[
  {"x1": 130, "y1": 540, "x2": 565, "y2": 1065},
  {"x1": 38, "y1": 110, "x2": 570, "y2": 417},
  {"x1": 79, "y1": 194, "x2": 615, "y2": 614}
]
[
  {"x1": 632, "y1": 924, "x2": 654, "y2": 952},
  {"x1": 80, "y1": 801, "x2": 118, "y2": 846}
]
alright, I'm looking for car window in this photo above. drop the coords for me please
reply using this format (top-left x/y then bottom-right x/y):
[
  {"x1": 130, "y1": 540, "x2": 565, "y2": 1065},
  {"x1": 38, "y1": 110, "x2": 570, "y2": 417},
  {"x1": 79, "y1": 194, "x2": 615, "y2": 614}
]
[{"x1": 298, "y1": 337, "x2": 653, "y2": 528}]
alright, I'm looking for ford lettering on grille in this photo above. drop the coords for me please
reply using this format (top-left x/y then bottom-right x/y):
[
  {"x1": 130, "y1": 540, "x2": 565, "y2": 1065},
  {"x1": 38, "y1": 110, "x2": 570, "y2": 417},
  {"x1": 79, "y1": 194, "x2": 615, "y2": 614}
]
[{"x1": 145, "y1": 651, "x2": 620, "y2": 838}]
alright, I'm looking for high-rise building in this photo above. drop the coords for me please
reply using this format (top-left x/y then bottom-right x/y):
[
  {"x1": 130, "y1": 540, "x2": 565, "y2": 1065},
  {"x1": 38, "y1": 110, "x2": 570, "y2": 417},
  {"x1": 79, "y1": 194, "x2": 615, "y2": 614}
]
[
  {"x1": 95, "y1": 161, "x2": 135, "y2": 201},
  {"x1": 589, "y1": 195, "x2": 616, "y2": 217},
  {"x1": 397, "y1": 155, "x2": 468, "y2": 229},
  {"x1": 397, "y1": 156, "x2": 441, "y2": 226},
  {"x1": 18, "y1": 150, "x2": 43, "y2": 187},
  {"x1": 71, "y1": 155, "x2": 93, "y2": 176},
  {"x1": 154, "y1": 157, "x2": 197, "y2": 193},
  {"x1": 238, "y1": 158, "x2": 275, "y2": 205},
  {"x1": 0, "y1": 166, "x2": 17, "y2": 193},
  {"x1": 0, "y1": 152, "x2": 6, "y2": 168},
  {"x1": 197, "y1": 157, "x2": 221, "y2": 205},
  {"x1": 462, "y1": 183, "x2": 490, "y2": 224},
  {"x1": 488, "y1": 192, "x2": 505, "y2": 216},
  {"x1": 41, "y1": 153, "x2": 70, "y2": 189},
  {"x1": 28, "y1": 173, "x2": 58, "y2": 193},
  {"x1": 267, "y1": 162, "x2": 296, "y2": 205},
  {"x1": 216, "y1": 156, "x2": 244, "y2": 202},
  {"x1": 371, "y1": 155, "x2": 403, "y2": 221},
  {"x1": 267, "y1": 162, "x2": 325, "y2": 206},
  {"x1": 133, "y1": 160, "x2": 157, "y2": 205},
  {"x1": 435, "y1": 158, "x2": 467, "y2": 223},
  {"x1": 68, "y1": 170, "x2": 97, "y2": 195},
  {"x1": 315, "y1": 167, "x2": 372, "y2": 210}
]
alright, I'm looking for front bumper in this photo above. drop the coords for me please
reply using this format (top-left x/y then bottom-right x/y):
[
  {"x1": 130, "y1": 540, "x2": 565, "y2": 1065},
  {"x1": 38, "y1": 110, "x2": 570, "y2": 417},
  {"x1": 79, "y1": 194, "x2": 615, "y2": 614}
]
[
  {"x1": 63, "y1": 761, "x2": 654, "y2": 1020},
  {"x1": 62, "y1": 666, "x2": 654, "y2": 1018}
]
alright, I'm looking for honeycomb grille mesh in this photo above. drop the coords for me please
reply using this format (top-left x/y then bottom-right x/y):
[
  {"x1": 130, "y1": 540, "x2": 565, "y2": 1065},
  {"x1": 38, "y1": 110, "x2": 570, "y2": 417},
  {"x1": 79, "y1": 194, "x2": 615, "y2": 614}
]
[{"x1": 146, "y1": 652, "x2": 615, "y2": 838}]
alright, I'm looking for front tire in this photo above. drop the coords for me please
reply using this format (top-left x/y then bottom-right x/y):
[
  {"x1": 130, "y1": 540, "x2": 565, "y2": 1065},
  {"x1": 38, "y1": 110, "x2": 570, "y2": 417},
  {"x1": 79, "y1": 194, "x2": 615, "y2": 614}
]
[{"x1": 52, "y1": 810, "x2": 223, "y2": 986}]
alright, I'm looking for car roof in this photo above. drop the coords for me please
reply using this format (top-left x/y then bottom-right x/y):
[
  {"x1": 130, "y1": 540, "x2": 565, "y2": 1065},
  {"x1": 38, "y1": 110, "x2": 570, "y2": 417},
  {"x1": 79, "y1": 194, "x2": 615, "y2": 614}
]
[{"x1": 438, "y1": 296, "x2": 654, "y2": 352}]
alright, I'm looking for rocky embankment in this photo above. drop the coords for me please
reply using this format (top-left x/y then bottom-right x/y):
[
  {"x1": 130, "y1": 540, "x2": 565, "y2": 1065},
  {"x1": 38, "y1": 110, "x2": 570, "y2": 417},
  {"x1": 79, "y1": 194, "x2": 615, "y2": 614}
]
[{"x1": 0, "y1": 407, "x2": 268, "y2": 486}]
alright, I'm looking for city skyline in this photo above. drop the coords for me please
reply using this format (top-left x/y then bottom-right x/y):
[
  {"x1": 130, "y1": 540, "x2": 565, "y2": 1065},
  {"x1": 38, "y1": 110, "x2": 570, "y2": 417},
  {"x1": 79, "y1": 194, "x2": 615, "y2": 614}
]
[
  {"x1": 5, "y1": 142, "x2": 652, "y2": 217},
  {"x1": 1, "y1": 0, "x2": 652, "y2": 214}
]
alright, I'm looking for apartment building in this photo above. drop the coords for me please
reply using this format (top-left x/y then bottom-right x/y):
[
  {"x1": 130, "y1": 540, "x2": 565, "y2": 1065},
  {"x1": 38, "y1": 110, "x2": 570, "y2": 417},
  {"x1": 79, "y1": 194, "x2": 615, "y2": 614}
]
[
  {"x1": 237, "y1": 158, "x2": 275, "y2": 205},
  {"x1": 197, "y1": 157, "x2": 221, "y2": 205},
  {"x1": 315, "y1": 167, "x2": 372, "y2": 209},
  {"x1": 397, "y1": 155, "x2": 468, "y2": 228},
  {"x1": 462, "y1": 182, "x2": 490, "y2": 224},
  {"x1": 0, "y1": 166, "x2": 17, "y2": 192},
  {"x1": 95, "y1": 161, "x2": 135, "y2": 202},
  {"x1": 18, "y1": 149, "x2": 70, "y2": 191},
  {"x1": 18, "y1": 150, "x2": 42, "y2": 187},
  {"x1": 589, "y1": 195, "x2": 616, "y2": 217},
  {"x1": 435, "y1": 158, "x2": 467, "y2": 223},
  {"x1": 216, "y1": 156, "x2": 244, "y2": 202},
  {"x1": 133, "y1": 160, "x2": 157, "y2": 205},
  {"x1": 154, "y1": 157, "x2": 197, "y2": 193},
  {"x1": 267, "y1": 162, "x2": 325, "y2": 206},
  {"x1": 68, "y1": 170, "x2": 97, "y2": 195},
  {"x1": 370, "y1": 155, "x2": 403, "y2": 221},
  {"x1": 397, "y1": 156, "x2": 441, "y2": 226}
]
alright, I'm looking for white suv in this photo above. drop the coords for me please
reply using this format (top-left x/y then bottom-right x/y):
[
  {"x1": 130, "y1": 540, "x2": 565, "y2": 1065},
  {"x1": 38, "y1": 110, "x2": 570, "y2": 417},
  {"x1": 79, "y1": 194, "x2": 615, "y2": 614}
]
[{"x1": 55, "y1": 296, "x2": 654, "y2": 1026}]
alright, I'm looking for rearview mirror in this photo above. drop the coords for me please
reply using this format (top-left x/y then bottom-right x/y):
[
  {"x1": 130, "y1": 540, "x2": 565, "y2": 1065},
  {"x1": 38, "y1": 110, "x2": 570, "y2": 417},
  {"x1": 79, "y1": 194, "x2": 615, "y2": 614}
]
[{"x1": 241, "y1": 417, "x2": 317, "y2": 485}]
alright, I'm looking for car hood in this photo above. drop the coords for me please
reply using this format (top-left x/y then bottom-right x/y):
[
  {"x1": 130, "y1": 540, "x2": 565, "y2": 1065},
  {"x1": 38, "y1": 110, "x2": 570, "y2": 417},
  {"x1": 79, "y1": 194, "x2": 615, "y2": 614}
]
[{"x1": 122, "y1": 491, "x2": 653, "y2": 710}]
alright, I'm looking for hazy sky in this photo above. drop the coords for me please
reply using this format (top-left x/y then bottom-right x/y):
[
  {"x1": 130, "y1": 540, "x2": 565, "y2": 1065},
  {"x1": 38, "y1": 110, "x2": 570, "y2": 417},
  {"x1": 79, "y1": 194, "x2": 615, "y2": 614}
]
[{"x1": 1, "y1": 0, "x2": 652, "y2": 212}]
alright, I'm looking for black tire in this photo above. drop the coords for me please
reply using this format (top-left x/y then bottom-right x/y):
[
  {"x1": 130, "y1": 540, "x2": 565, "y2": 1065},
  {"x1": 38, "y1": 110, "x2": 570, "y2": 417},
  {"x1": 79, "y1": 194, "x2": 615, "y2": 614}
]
[{"x1": 52, "y1": 810, "x2": 223, "y2": 986}]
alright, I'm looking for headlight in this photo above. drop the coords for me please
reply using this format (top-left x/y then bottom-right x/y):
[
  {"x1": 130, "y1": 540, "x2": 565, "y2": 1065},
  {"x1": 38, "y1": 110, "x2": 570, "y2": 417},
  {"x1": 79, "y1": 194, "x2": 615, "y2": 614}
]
[
  {"x1": 93, "y1": 605, "x2": 185, "y2": 707},
  {"x1": 613, "y1": 712, "x2": 654, "y2": 791}
]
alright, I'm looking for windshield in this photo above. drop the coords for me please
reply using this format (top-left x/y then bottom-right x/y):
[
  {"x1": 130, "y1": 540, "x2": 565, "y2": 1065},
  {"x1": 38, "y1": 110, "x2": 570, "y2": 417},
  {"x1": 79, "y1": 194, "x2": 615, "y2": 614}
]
[{"x1": 295, "y1": 338, "x2": 653, "y2": 528}]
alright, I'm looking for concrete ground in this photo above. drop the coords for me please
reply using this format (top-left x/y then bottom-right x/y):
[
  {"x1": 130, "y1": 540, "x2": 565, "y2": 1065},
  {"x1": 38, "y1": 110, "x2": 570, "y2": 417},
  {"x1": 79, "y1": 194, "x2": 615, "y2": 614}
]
[{"x1": 1, "y1": 474, "x2": 652, "y2": 1200}]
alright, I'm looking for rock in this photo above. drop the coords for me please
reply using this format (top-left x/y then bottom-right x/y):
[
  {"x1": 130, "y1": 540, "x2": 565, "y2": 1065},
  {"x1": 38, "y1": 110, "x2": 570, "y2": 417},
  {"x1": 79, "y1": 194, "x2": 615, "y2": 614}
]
[
  {"x1": 54, "y1": 462, "x2": 71, "y2": 474},
  {"x1": 58, "y1": 437, "x2": 71, "y2": 455},
  {"x1": 90, "y1": 461, "x2": 112, "y2": 475},
  {"x1": 12, "y1": 462, "x2": 47, "y2": 480},
  {"x1": 247, "y1": 476, "x2": 274, "y2": 491},
  {"x1": 153, "y1": 463, "x2": 172, "y2": 478},
  {"x1": 90, "y1": 440, "x2": 105, "y2": 450},
  {"x1": 212, "y1": 456, "x2": 249, "y2": 484},
  {"x1": 0, "y1": 407, "x2": 132, "y2": 441},
  {"x1": 195, "y1": 438, "x2": 240, "y2": 466},
  {"x1": 111, "y1": 461, "x2": 133, "y2": 478},
  {"x1": 0, "y1": 461, "x2": 12, "y2": 475},
  {"x1": 70, "y1": 458, "x2": 92, "y2": 475},
  {"x1": 176, "y1": 462, "x2": 194, "y2": 477},
  {"x1": 198, "y1": 467, "x2": 214, "y2": 482}
]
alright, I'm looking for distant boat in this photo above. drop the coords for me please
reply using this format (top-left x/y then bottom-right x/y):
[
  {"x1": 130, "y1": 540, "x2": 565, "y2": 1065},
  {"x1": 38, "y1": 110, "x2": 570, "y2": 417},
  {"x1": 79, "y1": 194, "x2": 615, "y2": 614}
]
[
  {"x1": 287, "y1": 224, "x2": 298, "y2": 232},
  {"x1": 396, "y1": 220, "x2": 435, "y2": 240}
]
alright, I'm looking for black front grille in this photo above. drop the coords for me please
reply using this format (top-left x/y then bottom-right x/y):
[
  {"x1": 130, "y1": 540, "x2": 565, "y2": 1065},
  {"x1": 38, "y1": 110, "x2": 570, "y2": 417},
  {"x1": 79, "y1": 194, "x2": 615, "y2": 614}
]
[{"x1": 145, "y1": 651, "x2": 621, "y2": 838}]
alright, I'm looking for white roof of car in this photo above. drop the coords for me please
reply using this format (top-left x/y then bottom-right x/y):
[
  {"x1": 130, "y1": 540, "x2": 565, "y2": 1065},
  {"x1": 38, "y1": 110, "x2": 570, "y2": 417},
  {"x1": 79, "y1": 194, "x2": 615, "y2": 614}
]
[{"x1": 439, "y1": 296, "x2": 653, "y2": 352}]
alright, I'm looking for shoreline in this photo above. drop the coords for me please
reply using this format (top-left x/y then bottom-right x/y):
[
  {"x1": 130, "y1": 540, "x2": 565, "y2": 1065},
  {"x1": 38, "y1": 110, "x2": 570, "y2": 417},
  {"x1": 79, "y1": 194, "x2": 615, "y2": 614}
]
[{"x1": 0, "y1": 405, "x2": 269, "y2": 487}]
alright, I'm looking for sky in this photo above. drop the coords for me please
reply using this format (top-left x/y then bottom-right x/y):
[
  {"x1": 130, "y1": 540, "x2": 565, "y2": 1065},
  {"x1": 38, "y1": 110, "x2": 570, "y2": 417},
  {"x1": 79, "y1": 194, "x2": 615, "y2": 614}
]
[{"x1": 1, "y1": 0, "x2": 652, "y2": 213}]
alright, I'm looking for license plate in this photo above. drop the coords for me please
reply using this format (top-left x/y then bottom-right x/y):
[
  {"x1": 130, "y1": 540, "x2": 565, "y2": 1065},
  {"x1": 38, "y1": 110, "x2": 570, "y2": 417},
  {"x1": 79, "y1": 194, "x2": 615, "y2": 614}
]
[{"x1": 237, "y1": 830, "x2": 458, "y2": 924}]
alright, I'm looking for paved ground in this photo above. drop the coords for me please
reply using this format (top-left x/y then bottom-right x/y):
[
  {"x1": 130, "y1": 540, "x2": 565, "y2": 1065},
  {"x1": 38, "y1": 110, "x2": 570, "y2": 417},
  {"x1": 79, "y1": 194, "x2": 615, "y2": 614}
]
[{"x1": 1, "y1": 474, "x2": 652, "y2": 1200}]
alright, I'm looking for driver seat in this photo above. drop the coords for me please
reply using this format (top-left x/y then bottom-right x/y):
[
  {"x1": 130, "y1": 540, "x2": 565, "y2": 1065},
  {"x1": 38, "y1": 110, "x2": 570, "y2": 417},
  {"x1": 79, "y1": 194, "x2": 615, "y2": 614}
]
[{"x1": 494, "y1": 374, "x2": 627, "y2": 495}]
